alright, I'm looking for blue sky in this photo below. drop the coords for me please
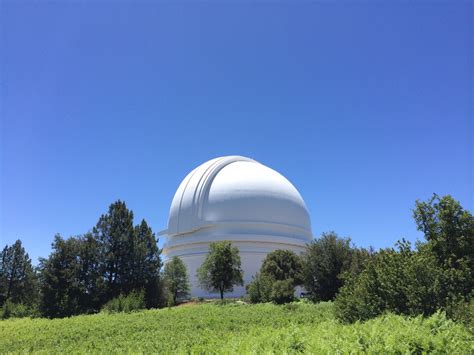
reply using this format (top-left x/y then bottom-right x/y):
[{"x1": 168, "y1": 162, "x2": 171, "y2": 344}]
[{"x1": 1, "y1": 1, "x2": 472, "y2": 264}]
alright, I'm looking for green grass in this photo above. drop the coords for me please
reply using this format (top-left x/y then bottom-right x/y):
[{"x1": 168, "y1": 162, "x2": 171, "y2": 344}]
[{"x1": 1, "y1": 302, "x2": 472, "y2": 353}]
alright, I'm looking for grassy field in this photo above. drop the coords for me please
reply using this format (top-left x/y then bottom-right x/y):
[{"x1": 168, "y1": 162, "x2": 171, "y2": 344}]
[{"x1": 1, "y1": 301, "x2": 472, "y2": 353}]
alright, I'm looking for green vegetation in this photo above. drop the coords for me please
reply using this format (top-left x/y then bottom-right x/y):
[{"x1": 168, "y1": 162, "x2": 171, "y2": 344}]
[
  {"x1": 1, "y1": 194, "x2": 472, "y2": 354},
  {"x1": 302, "y1": 232, "x2": 372, "y2": 302},
  {"x1": 1, "y1": 302, "x2": 472, "y2": 353},
  {"x1": 197, "y1": 241, "x2": 243, "y2": 299},
  {"x1": 36, "y1": 200, "x2": 162, "y2": 318},
  {"x1": 335, "y1": 194, "x2": 474, "y2": 322},
  {"x1": 247, "y1": 250, "x2": 303, "y2": 304},
  {"x1": 0, "y1": 240, "x2": 38, "y2": 309},
  {"x1": 163, "y1": 256, "x2": 190, "y2": 305},
  {"x1": 101, "y1": 290, "x2": 146, "y2": 313}
]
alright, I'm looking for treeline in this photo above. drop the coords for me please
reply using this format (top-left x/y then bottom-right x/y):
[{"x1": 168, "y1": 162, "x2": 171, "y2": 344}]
[
  {"x1": 246, "y1": 194, "x2": 474, "y2": 324},
  {"x1": 1, "y1": 194, "x2": 473, "y2": 324},
  {"x1": 1, "y1": 200, "x2": 164, "y2": 318}
]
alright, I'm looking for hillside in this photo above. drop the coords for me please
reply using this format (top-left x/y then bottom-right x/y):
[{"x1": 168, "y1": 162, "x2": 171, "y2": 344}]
[{"x1": 1, "y1": 302, "x2": 472, "y2": 353}]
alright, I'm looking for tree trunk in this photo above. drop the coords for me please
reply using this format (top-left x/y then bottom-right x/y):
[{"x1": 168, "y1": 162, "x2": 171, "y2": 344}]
[{"x1": 220, "y1": 288, "x2": 224, "y2": 300}]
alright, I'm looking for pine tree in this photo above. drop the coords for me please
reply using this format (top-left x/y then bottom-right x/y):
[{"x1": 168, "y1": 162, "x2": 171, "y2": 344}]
[
  {"x1": 0, "y1": 240, "x2": 37, "y2": 307},
  {"x1": 131, "y1": 219, "x2": 162, "y2": 307},
  {"x1": 93, "y1": 200, "x2": 136, "y2": 300}
]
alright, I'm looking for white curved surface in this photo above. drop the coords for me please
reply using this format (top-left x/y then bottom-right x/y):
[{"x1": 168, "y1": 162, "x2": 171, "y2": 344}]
[{"x1": 163, "y1": 156, "x2": 312, "y2": 298}]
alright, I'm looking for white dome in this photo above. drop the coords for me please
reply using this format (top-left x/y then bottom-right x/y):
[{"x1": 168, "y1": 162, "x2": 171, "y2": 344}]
[
  {"x1": 167, "y1": 156, "x2": 311, "y2": 237},
  {"x1": 163, "y1": 156, "x2": 313, "y2": 298}
]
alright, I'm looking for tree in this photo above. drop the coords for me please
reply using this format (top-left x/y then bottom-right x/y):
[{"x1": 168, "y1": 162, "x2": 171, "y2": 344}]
[
  {"x1": 93, "y1": 201, "x2": 162, "y2": 306},
  {"x1": 39, "y1": 234, "x2": 102, "y2": 318},
  {"x1": 334, "y1": 240, "x2": 445, "y2": 323},
  {"x1": 197, "y1": 241, "x2": 243, "y2": 299},
  {"x1": 246, "y1": 250, "x2": 303, "y2": 304},
  {"x1": 0, "y1": 240, "x2": 37, "y2": 307},
  {"x1": 413, "y1": 194, "x2": 474, "y2": 297},
  {"x1": 163, "y1": 256, "x2": 190, "y2": 305},
  {"x1": 93, "y1": 200, "x2": 136, "y2": 300},
  {"x1": 129, "y1": 220, "x2": 162, "y2": 307},
  {"x1": 246, "y1": 272, "x2": 272, "y2": 303},
  {"x1": 270, "y1": 279, "x2": 296, "y2": 304},
  {"x1": 260, "y1": 250, "x2": 303, "y2": 284},
  {"x1": 302, "y1": 232, "x2": 354, "y2": 301}
]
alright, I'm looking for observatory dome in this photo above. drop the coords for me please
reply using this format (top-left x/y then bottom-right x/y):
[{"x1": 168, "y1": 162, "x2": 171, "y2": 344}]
[{"x1": 162, "y1": 156, "x2": 313, "y2": 298}]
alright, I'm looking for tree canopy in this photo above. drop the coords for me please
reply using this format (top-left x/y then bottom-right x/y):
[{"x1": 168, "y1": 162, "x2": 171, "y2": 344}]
[
  {"x1": 334, "y1": 194, "x2": 474, "y2": 323},
  {"x1": 197, "y1": 241, "x2": 243, "y2": 299},
  {"x1": 0, "y1": 240, "x2": 37, "y2": 307},
  {"x1": 163, "y1": 256, "x2": 190, "y2": 305},
  {"x1": 302, "y1": 232, "x2": 371, "y2": 302},
  {"x1": 38, "y1": 200, "x2": 162, "y2": 317}
]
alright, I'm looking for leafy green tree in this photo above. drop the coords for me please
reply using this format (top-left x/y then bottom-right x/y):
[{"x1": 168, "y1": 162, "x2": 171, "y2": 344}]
[
  {"x1": 260, "y1": 249, "x2": 303, "y2": 284},
  {"x1": 0, "y1": 240, "x2": 37, "y2": 307},
  {"x1": 302, "y1": 232, "x2": 355, "y2": 301},
  {"x1": 163, "y1": 256, "x2": 190, "y2": 305},
  {"x1": 246, "y1": 250, "x2": 303, "y2": 304},
  {"x1": 197, "y1": 241, "x2": 243, "y2": 299},
  {"x1": 413, "y1": 194, "x2": 474, "y2": 297}
]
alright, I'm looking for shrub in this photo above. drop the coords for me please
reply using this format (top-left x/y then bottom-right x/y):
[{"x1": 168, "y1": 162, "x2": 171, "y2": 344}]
[
  {"x1": 271, "y1": 279, "x2": 296, "y2": 304},
  {"x1": 1, "y1": 300, "x2": 39, "y2": 319},
  {"x1": 445, "y1": 297, "x2": 474, "y2": 331},
  {"x1": 334, "y1": 241, "x2": 457, "y2": 323},
  {"x1": 246, "y1": 273, "x2": 272, "y2": 303},
  {"x1": 101, "y1": 290, "x2": 145, "y2": 313}
]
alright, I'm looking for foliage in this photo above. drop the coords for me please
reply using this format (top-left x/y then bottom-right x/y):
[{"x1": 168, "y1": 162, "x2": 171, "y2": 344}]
[
  {"x1": 246, "y1": 272, "x2": 272, "y2": 303},
  {"x1": 413, "y1": 194, "x2": 474, "y2": 298},
  {"x1": 445, "y1": 297, "x2": 474, "y2": 332},
  {"x1": 0, "y1": 240, "x2": 38, "y2": 307},
  {"x1": 39, "y1": 200, "x2": 162, "y2": 317},
  {"x1": 93, "y1": 201, "x2": 162, "y2": 306},
  {"x1": 335, "y1": 194, "x2": 474, "y2": 323},
  {"x1": 247, "y1": 249, "x2": 303, "y2": 304},
  {"x1": 197, "y1": 241, "x2": 243, "y2": 299},
  {"x1": 39, "y1": 233, "x2": 102, "y2": 318},
  {"x1": 163, "y1": 256, "x2": 190, "y2": 305},
  {"x1": 270, "y1": 279, "x2": 296, "y2": 304},
  {"x1": 302, "y1": 232, "x2": 352, "y2": 302},
  {"x1": 129, "y1": 219, "x2": 162, "y2": 308},
  {"x1": 0, "y1": 300, "x2": 39, "y2": 319},
  {"x1": 334, "y1": 241, "x2": 446, "y2": 322},
  {"x1": 101, "y1": 290, "x2": 145, "y2": 313},
  {"x1": 260, "y1": 249, "x2": 303, "y2": 284},
  {"x1": 0, "y1": 302, "x2": 472, "y2": 353}
]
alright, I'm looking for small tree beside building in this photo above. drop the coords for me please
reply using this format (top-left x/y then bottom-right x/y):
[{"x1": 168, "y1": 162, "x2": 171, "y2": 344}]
[
  {"x1": 163, "y1": 256, "x2": 190, "y2": 305},
  {"x1": 197, "y1": 241, "x2": 243, "y2": 299}
]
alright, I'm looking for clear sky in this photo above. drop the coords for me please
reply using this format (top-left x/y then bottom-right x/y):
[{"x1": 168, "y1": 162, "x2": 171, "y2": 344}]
[{"x1": 1, "y1": 1, "x2": 472, "y2": 264}]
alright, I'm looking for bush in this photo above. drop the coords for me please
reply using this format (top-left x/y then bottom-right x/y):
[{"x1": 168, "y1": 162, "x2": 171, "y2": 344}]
[
  {"x1": 334, "y1": 241, "x2": 462, "y2": 323},
  {"x1": 101, "y1": 290, "x2": 145, "y2": 313},
  {"x1": 1, "y1": 300, "x2": 39, "y2": 319},
  {"x1": 445, "y1": 297, "x2": 474, "y2": 331},
  {"x1": 246, "y1": 273, "x2": 272, "y2": 303},
  {"x1": 271, "y1": 279, "x2": 296, "y2": 304}
]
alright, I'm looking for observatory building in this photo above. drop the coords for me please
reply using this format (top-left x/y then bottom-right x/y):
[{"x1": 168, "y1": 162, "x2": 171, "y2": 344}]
[{"x1": 161, "y1": 156, "x2": 312, "y2": 298}]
